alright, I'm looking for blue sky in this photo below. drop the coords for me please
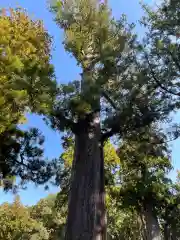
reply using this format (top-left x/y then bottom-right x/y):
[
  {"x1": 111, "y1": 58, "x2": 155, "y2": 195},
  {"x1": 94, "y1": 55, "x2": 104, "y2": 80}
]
[{"x1": 0, "y1": 0, "x2": 179, "y2": 205}]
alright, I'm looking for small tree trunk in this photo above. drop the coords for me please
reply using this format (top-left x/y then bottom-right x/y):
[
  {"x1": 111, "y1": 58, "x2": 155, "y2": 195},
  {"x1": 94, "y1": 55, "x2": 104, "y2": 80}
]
[
  {"x1": 65, "y1": 113, "x2": 106, "y2": 240},
  {"x1": 143, "y1": 202, "x2": 162, "y2": 240},
  {"x1": 164, "y1": 222, "x2": 170, "y2": 240},
  {"x1": 171, "y1": 227, "x2": 179, "y2": 240},
  {"x1": 163, "y1": 210, "x2": 171, "y2": 240}
]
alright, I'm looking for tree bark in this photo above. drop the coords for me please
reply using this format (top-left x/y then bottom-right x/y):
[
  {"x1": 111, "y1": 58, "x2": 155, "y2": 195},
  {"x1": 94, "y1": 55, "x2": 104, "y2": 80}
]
[
  {"x1": 143, "y1": 202, "x2": 162, "y2": 240},
  {"x1": 65, "y1": 114, "x2": 106, "y2": 240}
]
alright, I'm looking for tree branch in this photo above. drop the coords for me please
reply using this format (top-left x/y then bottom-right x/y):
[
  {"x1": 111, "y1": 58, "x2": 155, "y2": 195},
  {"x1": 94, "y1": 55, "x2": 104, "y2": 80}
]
[
  {"x1": 51, "y1": 110, "x2": 77, "y2": 134},
  {"x1": 145, "y1": 53, "x2": 180, "y2": 97},
  {"x1": 101, "y1": 128, "x2": 116, "y2": 143},
  {"x1": 101, "y1": 108, "x2": 161, "y2": 142},
  {"x1": 151, "y1": 135, "x2": 179, "y2": 145},
  {"x1": 101, "y1": 90, "x2": 118, "y2": 111}
]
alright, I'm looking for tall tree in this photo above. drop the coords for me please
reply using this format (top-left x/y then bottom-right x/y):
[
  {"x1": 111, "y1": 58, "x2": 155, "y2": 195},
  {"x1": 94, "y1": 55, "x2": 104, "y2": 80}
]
[
  {"x1": 0, "y1": 8, "x2": 57, "y2": 186},
  {"x1": 30, "y1": 194, "x2": 66, "y2": 240},
  {"x1": 116, "y1": 126, "x2": 173, "y2": 240},
  {"x1": 49, "y1": 1, "x2": 171, "y2": 239}
]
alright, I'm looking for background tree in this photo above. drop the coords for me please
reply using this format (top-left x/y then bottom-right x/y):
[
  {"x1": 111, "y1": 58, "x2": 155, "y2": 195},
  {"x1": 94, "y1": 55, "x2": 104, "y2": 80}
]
[
  {"x1": 158, "y1": 175, "x2": 180, "y2": 240},
  {"x1": 0, "y1": 195, "x2": 49, "y2": 240},
  {"x1": 0, "y1": 7, "x2": 56, "y2": 132},
  {"x1": 106, "y1": 190, "x2": 142, "y2": 240},
  {"x1": 0, "y1": 7, "x2": 57, "y2": 188},
  {"x1": 115, "y1": 125, "x2": 173, "y2": 240},
  {"x1": 140, "y1": 0, "x2": 180, "y2": 108},
  {"x1": 30, "y1": 194, "x2": 66, "y2": 240}
]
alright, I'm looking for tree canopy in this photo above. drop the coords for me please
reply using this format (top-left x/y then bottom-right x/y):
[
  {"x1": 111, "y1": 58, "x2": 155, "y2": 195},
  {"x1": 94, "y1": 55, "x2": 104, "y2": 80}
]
[
  {"x1": 0, "y1": 8, "x2": 56, "y2": 133},
  {"x1": 0, "y1": 7, "x2": 57, "y2": 186}
]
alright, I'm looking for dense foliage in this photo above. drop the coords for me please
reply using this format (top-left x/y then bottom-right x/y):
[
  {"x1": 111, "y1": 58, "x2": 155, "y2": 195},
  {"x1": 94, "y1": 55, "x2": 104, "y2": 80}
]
[
  {"x1": 0, "y1": 8, "x2": 56, "y2": 132},
  {"x1": 0, "y1": 196, "x2": 49, "y2": 240},
  {"x1": 0, "y1": 8, "x2": 57, "y2": 188}
]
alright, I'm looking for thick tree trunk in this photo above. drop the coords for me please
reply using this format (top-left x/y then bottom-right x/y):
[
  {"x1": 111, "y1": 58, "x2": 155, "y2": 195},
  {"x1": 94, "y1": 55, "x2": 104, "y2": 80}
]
[
  {"x1": 65, "y1": 114, "x2": 106, "y2": 240},
  {"x1": 143, "y1": 202, "x2": 162, "y2": 240}
]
